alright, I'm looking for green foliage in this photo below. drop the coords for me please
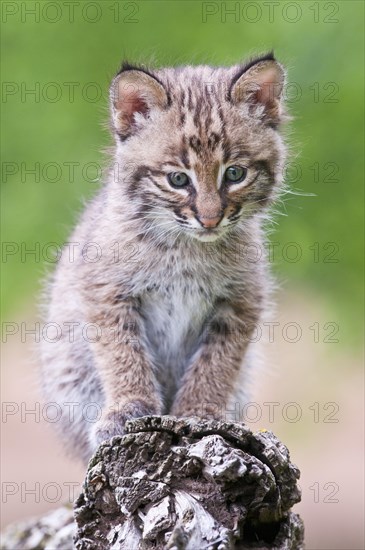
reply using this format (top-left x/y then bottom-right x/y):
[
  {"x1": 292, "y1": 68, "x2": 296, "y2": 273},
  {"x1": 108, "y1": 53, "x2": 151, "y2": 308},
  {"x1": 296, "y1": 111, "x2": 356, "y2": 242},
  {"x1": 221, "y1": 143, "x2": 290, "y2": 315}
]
[{"x1": 1, "y1": 1, "x2": 363, "y2": 344}]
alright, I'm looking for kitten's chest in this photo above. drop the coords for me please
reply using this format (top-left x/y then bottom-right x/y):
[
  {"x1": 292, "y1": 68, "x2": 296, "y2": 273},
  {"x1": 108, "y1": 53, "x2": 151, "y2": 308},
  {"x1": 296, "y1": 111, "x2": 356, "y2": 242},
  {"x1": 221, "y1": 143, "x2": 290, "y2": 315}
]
[
  {"x1": 140, "y1": 277, "x2": 212, "y2": 364},
  {"x1": 141, "y1": 266, "x2": 220, "y2": 365}
]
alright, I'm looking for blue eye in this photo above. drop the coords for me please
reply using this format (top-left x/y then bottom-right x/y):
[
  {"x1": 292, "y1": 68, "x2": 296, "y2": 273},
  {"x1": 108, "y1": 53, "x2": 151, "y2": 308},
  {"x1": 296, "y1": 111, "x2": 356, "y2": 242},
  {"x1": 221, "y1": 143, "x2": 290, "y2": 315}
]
[
  {"x1": 168, "y1": 172, "x2": 190, "y2": 188},
  {"x1": 224, "y1": 165, "x2": 247, "y2": 184}
]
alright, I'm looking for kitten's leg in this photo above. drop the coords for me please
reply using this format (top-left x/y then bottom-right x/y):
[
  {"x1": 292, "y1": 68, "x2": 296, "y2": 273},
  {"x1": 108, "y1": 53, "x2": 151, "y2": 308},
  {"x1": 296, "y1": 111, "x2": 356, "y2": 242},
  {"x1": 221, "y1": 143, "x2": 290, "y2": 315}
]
[
  {"x1": 170, "y1": 302, "x2": 258, "y2": 420},
  {"x1": 86, "y1": 296, "x2": 162, "y2": 450}
]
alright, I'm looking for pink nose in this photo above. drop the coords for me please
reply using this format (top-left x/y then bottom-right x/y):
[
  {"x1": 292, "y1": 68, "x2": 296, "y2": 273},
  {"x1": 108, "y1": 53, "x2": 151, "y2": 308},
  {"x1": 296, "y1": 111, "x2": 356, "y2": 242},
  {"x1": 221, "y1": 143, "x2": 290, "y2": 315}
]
[{"x1": 198, "y1": 215, "x2": 222, "y2": 229}]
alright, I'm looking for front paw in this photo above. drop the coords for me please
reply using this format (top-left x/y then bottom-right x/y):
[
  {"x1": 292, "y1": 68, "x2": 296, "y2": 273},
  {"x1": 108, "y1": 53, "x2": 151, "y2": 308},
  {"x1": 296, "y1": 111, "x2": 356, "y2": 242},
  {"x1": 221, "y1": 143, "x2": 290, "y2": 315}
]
[{"x1": 90, "y1": 400, "x2": 158, "y2": 450}]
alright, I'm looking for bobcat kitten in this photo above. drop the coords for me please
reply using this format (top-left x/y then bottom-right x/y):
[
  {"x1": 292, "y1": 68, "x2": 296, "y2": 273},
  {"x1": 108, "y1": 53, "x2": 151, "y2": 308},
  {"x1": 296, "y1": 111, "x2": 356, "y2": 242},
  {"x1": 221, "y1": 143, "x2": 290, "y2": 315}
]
[{"x1": 41, "y1": 53, "x2": 287, "y2": 463}]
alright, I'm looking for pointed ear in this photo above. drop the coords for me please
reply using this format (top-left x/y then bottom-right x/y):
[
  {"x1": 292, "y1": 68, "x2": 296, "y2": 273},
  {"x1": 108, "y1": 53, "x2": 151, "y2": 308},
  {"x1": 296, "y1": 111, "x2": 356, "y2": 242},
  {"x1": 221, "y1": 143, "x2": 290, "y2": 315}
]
[
  {"x1": 110, "y1": 65, "x2": 169, "y2": 138},
  {"x1": 229, "y1": 54, "x2": 286, "y2": 125}
]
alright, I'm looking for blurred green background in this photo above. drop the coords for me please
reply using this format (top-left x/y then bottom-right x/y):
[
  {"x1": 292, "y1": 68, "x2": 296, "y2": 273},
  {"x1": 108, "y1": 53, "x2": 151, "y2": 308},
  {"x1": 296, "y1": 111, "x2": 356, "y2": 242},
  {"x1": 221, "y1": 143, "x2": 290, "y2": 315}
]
[{"x1": 1, "y1": 0, "x2": 364, "y2": 345}]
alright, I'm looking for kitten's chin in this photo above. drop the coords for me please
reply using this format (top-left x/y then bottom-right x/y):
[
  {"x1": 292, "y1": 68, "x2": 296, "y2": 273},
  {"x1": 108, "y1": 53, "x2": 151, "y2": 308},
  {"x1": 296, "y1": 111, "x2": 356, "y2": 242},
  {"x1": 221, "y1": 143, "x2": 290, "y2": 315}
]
[{"x1": 192, "y1": 230, "x2": 223, "y2": 243}]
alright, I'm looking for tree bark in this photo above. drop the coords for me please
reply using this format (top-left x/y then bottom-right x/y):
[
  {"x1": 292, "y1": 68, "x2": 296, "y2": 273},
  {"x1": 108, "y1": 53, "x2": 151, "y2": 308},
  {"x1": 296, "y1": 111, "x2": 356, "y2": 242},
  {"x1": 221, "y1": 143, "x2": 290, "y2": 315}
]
[{"x1": 1, "y1": 416, "x2": 304, "y2": 549}]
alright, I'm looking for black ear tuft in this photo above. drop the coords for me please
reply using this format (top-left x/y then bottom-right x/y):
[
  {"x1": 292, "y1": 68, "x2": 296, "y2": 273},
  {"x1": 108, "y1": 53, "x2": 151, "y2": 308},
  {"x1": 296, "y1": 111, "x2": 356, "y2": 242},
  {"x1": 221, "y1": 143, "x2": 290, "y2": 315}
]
[
  {"x1": 240, "y1": 51, "x2": 276, "y2": 73},
  {"x1": 118, "y1": 61, "x2": 140, "y2": 73},
  {"x1": 117, "y1": 61, "x2": 154, "y2": 79}
]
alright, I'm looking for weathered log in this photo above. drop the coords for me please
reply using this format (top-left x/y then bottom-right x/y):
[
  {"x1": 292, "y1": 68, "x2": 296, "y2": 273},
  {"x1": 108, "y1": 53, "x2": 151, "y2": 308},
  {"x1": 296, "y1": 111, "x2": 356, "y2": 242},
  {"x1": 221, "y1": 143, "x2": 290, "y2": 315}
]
[
  {"x1": 1, "y1": 416, "x2": 304, "y2": 549},
  {"x1": 75, "y1": 416, "x2": 304, "y2": 549},
  {"x1": 0, "y1": 505, "x2": 75, "y2": 550}
]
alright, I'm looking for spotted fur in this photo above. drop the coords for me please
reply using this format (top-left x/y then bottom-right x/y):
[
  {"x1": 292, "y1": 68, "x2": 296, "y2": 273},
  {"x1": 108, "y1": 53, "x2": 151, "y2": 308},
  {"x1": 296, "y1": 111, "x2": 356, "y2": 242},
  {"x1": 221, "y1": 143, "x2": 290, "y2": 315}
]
[{"x1": 41, "y1": 54, "x2": 288, "y2": 463}]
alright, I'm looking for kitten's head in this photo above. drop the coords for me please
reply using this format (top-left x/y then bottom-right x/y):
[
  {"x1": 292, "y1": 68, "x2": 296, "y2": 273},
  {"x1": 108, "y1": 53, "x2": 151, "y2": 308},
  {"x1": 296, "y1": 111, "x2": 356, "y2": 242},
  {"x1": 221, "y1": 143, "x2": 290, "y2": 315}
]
[{"x1": 109, "y1": 53, "x2": 287, "y2": 243}]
